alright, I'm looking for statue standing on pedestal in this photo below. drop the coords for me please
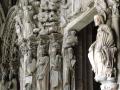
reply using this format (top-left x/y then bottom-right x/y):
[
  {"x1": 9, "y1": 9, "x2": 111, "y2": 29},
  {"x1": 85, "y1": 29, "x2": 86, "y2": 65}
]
[
  {"x1": 88, "y1": 14, "x2": 117, "y2": 81},
  {"x1": 88, "y1": 14, "x2": 117, "y2": 90}
]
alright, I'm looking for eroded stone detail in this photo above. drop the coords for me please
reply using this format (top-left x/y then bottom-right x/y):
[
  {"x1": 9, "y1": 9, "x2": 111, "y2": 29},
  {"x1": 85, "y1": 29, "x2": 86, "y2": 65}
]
[
  {"x1": 88, "y1": 14, "x2": 118, "y2": 90},
  {"x1": 14, "y1": 0, "x2": 62, "y2": 90},
  {"x1": 49, "y1": 33, "x2": 62, "y2": 90},
  {"x1": 62, "y1": 30, "x2": 78, "y2": 90},
  {"x1": 93, "y1": 0, "x2": 120, "y2": 89},
  {"x1": 36, "y1": 36, "x2": 49, "y2": 90}
]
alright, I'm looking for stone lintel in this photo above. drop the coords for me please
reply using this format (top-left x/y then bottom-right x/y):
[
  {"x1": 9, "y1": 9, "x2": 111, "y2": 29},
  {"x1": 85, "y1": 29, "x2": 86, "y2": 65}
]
[{"x1": 64, "y1": 7, "x2": 97, "y2": 32}]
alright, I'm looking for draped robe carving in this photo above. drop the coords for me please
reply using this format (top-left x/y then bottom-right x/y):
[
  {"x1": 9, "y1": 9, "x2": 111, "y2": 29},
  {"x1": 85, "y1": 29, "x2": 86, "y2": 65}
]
[
  {"x1": 88, "y1": 15, "x2": 118, "y2": 90},
  {"x1": 62, "y1": 30, "x2": 78, "y2": 90},
  {"x1": 49, "y1": 34, "x2": 62, "y2": 90}
]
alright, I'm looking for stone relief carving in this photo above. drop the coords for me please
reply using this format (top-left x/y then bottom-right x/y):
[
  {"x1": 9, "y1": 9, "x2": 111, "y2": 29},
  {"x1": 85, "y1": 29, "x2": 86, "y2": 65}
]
[
  {"x1": 8, "y1": 62, "x2": 17, "y2": 90},
  {"x1": 93, "y1": 0, "x2": 120, "y2": 89},
  {"x1": 94, "y1": 0, "x2": 119, "y2": 26},
  {"x1": 60, "y1": 0, "x2": 94, "y2": 28},
  {"x1": 15, "y1": 6, "x2": 35, "y2": 90},
  {"x1": 36, "y1": 36, "x2": 49, "y2": 90},
  {"x1": 1, "y1": 0, "x2": 119, "y2": 90},
  {"x1": 62, "y1": 30, "x2": 78, "y2": 90},
  {"x1": 88, "y1": 14, "x2": 118, "y2": 90},
  {"x1": 14, "y1": 0, "x2": 62, "y2": 90},
  {"x1": 0, "y1": 63, "x2": 9, "y2": 90},
  {"x1": 22, "y1": 6, "x2": 35, "y2": 39},
  {"x1": 49, "y1": 33, "x2": 62, "y2": 90}
]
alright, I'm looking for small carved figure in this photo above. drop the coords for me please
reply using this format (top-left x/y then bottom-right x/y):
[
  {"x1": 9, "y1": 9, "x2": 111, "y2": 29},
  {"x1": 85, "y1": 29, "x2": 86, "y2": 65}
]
[
  {"x1": 60, "y1": 0, "x2": 69, "y2": 27},
  {"x1": 63, "y1": 30, "x2": 78, "y2": 90},
  {"x1": 36, "y1": 37, "x2": 49, "y2": 90},
  {"x1": 72, "y1": 0, "x2": 81, "y2": 15},
  {"x1": 14, "y1": 8, "x2": 24, "y2": 44},
  {"x1": 22, "y1": 6, "x2": 35, "y2": 39},
  {"x1": 15, "y1": 22, "x2": 23, "y2": 44},
  {"x1": 49, "y1": 35, "x2": 62, "y2": 90},
  {"x1": 61, "y1": 0, "x2": 72, "y2": 20},
  {"x1": 88, "y1": 15, "x2": 117, "y2": 82},
  {"x1": 41, "y1": 0, "x2": 49, "y2": 10}
]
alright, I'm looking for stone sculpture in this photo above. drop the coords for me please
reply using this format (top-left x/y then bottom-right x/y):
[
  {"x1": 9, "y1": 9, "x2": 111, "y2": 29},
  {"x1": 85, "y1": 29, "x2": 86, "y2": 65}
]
[
  {"x1": 49, "y1": 33, "x2": 62, "y2": 90},
  {"x1": 14, "y1": 0, "x2": 62, "y2": 90},
  {"x1": 22, "y1": 5, "x2": 35, "y2": 39},
  {"x1": 8, "y1": 62, "x2": 17, "y2": 90},
  {"x1": 88, "y1": 14, "x2": 117, "y2": 90},
  {"x1": 62, "y1": 30, "x2": 78, "y2": 90},
  {"x1": 36, "y1": 36, "x2": 49, "y2": 90}
]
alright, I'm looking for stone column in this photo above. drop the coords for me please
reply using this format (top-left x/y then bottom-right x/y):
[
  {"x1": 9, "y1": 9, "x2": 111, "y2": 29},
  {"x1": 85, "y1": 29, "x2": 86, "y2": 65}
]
[
  {"x1": 62, "y1": 29, "x2": 78, "y2": 90},
  {"x1": 14, "y1": 1, "x2": 37, "y2": 90},
  {"x1": 111, "y1": 2, "x2": 120, "y2": 90},
  {"x1": 49, "y1": 33, "x2": 63, "y2": 90},
  {"x1": 37, "y1": 0, "x2": 62, "y2": 90}
]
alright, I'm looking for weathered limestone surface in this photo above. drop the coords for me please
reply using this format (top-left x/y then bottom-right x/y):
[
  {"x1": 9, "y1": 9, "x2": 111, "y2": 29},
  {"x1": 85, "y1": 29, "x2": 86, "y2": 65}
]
[
  {"x1": 0, "y1": 0, "x2": 119, "y2": 90},
  {"x1": 88, "y1": 0, "x2": 120, "y2": 90}
]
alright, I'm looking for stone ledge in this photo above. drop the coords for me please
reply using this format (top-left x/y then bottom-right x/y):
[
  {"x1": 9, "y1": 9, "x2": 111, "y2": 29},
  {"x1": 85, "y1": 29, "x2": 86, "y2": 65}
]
[{"x1": 64, "y1": 7, "x2": 97, "y2": 32}]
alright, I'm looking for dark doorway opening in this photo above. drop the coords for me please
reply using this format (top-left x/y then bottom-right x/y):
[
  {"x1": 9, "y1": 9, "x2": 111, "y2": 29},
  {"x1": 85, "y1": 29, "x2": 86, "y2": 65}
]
[{"x1": 75, "y1": 22, "x2": 100, "y2": 90}]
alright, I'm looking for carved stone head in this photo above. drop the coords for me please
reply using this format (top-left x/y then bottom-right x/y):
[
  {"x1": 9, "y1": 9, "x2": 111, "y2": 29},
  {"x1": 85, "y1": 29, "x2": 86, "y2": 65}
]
[
  {"x1": 64, "y1": 30, "x2": 78, "y2": 48},
  {"x1": 94, "y1": 15, "x2": 104, "y2": 26}
]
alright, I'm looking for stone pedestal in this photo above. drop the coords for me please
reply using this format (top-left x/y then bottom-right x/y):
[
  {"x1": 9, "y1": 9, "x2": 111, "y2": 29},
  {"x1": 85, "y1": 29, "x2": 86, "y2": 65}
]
[{"x1": 101, "y1": 81, "x2": 118, "y2": 90}]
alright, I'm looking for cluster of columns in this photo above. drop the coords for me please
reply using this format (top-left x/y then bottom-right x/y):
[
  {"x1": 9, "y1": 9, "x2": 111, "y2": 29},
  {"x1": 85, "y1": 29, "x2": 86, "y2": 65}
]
[{"x1": 14, "y1": 0, "x2": 78, "y2": 90}]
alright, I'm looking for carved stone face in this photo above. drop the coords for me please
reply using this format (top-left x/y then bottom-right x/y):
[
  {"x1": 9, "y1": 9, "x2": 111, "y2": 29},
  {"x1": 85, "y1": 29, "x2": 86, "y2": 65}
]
[
  {"x1": 94, "y1": 15, "x2": 101, "y2": 26},
  {"x1": 94, "y1": 15, "x2": 104, "y2": 26}
]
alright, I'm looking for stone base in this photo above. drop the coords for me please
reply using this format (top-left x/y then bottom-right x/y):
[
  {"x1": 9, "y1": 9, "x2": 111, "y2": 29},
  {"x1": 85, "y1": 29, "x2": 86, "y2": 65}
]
[{"x1": 101, "y1": 81, "x2": 118, "y2": 90}]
